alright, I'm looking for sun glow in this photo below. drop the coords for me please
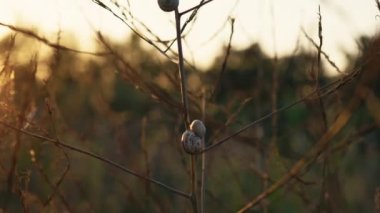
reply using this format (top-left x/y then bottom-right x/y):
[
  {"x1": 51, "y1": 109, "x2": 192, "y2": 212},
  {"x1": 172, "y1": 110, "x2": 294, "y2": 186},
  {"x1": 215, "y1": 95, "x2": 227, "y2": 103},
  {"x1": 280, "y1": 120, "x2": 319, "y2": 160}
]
[{"x1": 0, "y1": 0, "x2": 378, "y2": 73}]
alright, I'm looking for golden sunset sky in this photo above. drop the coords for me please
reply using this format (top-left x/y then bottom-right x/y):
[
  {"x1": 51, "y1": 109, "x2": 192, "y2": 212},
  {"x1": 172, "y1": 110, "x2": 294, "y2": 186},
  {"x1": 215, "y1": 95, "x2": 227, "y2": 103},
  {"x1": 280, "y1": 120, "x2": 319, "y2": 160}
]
[{"x1": 0, "y1": 0, "x2": 378, "y2": 73}]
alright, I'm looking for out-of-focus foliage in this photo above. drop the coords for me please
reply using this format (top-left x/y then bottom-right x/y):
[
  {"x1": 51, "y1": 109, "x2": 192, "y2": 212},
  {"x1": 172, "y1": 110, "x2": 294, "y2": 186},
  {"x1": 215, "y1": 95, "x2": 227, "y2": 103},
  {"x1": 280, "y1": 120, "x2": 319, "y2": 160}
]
[{"x1": 0, "y1": 32, "x2": 379, "y2": 213}]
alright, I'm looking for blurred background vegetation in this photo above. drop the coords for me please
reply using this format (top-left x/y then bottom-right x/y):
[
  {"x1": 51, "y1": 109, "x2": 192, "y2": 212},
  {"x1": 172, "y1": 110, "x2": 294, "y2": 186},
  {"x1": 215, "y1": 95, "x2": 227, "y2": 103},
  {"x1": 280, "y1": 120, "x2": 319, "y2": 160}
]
[{"x1": 0, "y1": 29, "x2": 379, "y2": 213}]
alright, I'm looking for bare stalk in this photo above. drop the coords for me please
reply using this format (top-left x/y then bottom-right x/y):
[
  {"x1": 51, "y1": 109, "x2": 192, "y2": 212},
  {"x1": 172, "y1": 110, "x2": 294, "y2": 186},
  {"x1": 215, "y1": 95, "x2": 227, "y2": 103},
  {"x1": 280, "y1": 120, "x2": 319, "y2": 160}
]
[
  {"x1": 191, "y1": 155, "x2": 198, "y2": 213},
  {"x1": 175, "y1": 8, "x2": 190, "y2": 126},
  {"x1": 200, "y1": 88, "x2": 207, "y2": 213},
  {"x1": 175, "y1": 8, "x2": 197, "y2": 212}
]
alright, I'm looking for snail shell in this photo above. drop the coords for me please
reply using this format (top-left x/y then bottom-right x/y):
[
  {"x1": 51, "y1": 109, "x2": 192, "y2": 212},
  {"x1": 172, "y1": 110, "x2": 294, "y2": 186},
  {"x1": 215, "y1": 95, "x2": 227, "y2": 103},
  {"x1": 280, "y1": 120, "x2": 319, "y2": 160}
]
[
  {"x1": 190, "y1": 119, "x2": 206, "y2": 138},
  {"x1": 181, "y1": 130, "x2": 202, "y2": 154},
  {"x1": 157, "y1": 0, "x2": 179, "y2": 12}
]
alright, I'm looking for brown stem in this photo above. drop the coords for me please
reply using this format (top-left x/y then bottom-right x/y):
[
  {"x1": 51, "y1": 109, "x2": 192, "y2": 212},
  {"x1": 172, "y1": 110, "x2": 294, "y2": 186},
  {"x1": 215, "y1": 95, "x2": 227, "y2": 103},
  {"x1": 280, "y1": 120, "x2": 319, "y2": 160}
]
[
  {"x1": 0, "y1": 121, "x2": 191, "y2": 199},
  {"x1": 175, "y1": 8, "x2": 190, "y2": 126}
]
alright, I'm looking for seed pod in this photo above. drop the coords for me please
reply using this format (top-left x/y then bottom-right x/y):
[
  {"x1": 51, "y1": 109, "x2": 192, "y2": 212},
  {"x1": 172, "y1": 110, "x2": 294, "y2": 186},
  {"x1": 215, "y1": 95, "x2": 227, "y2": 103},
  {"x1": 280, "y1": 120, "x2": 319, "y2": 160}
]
[
  {"x1": 157, "y1": 0, "x2": 179, "y2": 12},
  {"x1": 190, "y1": 119, "x2": 206, "y2": 138},
  {"x1": 181, "y1": 130, "x2": 202, "y2": 154}
]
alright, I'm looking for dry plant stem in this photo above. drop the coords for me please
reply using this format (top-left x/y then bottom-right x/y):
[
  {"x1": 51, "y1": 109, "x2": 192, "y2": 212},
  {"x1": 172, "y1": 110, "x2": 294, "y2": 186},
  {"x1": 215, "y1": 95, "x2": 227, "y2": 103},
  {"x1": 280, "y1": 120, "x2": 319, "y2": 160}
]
[
  {"x1": 301, "y1": 29, "x2": 343, "y2": 74},
  {"x1": 175, "y1": 8, "x2": 191, "y2": 126},
  {"x1": 175, "y1": 8, "x2": 197, "y2": 210},
  {"x1": 200, "y1": 89, "x2": 206, "y2": 213},
  {"x1": 191, "y1": 155, "x2": 199, "y2": 213},
  {"x1": 91, "y1": 0, "x2": 176, "y2": 61},
  {"x1": 375, "y1": 0, "x2": 380, "y2": 12},
  {"x1": 3, "y1": 117, "x2": 23, "y2": 210},
  {"x1": 164, "y1": 0, "x2": 212, "y2": 53},
  {"x1": 43, "y1": 93, "x2": 72, "y2": 209},
  {"x1": 237, "y1": 90, "x2": 364, "y2": 212},
  {"x1": 179, "y1": 0, "x2": 214, "y2": 16},
  {"x1": 140, "y1": 117, "x2": 152, "y2": 194},
  {"x1": 212, "y1": 18, "x2": 235, "y2": 100},
  {"x1": 316, "y1": 6, "x2": 328, "y2": 132},
  {"x1": 34, "y1": 160, "x2": 73, "y2": 212},
  {"x1": 0, "y1": 121, "x2": 191, "y2": 199},
  {"x1": 201, "y1": 62, "x2": 365, "y2": 153},
  {"x1": 0, "y1": 22, "x2": 108, "y2": 56},
  {"x1": 316, "y1": 6, "x2": 329, "y2": 210},
  {"x1": 266, "y1": 2, "x2": 279, "y2": 210},
  {"x1": 331, "y1": 123, "x2": 377, "y2": 153}
]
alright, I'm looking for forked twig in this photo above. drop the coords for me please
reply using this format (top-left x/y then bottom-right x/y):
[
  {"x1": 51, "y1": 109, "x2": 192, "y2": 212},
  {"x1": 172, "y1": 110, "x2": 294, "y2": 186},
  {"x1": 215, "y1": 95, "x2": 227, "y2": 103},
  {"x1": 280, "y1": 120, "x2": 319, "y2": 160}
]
[
  {"x1": 164, "y1": 0, "x2": 214, "y2": 53},
  {"x1": 91, "y1": 0, "x2": 176, "y2": 62},
  {"x1": 301, "y1": 28, "x2": 343, "y2": 75}
]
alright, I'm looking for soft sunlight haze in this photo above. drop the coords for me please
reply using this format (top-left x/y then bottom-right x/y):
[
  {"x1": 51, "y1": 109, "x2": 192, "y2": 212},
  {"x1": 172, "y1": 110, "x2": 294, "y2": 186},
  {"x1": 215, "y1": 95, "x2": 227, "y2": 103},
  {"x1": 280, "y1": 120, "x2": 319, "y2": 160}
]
[{"x1": 0, "y1": 0, "x2": 378, "y2": 73}]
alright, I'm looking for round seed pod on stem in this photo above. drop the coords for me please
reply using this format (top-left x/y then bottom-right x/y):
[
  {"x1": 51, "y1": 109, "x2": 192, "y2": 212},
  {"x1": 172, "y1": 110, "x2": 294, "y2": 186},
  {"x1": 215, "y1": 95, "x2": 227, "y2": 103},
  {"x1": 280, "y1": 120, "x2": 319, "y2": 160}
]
[
  {"x1": 190, "y1": 119, "x2": 206, "y2": 138},
  {"x1": 181, "y1": 130, "x2": 202, "y2": 154},
  {"x1": 157, "y1": 0, "x2": 179, "y2": 12}
]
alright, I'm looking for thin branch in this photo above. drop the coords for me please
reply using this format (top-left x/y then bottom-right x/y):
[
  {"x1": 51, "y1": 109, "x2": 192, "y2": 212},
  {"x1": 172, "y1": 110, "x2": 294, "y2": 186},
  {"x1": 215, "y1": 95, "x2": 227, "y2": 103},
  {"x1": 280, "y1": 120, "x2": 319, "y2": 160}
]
[
  {"x1": 301, "y1": 28, "x2": 343, "y2": 75},
  {"x1": 237, "y1": 87, "x2": 364, "y2": 212},
  {"x1": 43, "y1": 97, "x2": 72, "y2": 210},
  {"x1": 179, "y1": 0, "x2": 214, "y2": 16},
  {"x1": 237, "y1": 48, "x2": 379, "y2": 211},
  {"x1": 267, "y1": 1, "x2": 279, "y2": 210},
  {"x1": 331, "y1": 123, "x2": 378, "y2": 153},
  {"x1": 34, "y1": 158, "x2": 73, "y2": 212},
  {"x1": 212, "y1": 18, "x2": 235, "y2": 100},
  {"x1": 140, "y1": 117, "x2": 152, "y2": 195},
  {"x1": 316, "y1": 6, "x2": 328, "y2": 132},
  {"x1": 175, "y1": 8, "x2": 191, "y2": 126},
  {"x1": 191, "y1": 155, "x2": 198, "y2": 213},
  {"x1": 91, "y1": 0, "x2": 176, "y2": 62},
  {"x1": 200, "y1": 88, "x2": 206, "y2": 213},
  {"x1": 316, "y1": 6, "x2": 330, "y2": 210},
  {"x1": 175, "y1": 7, "x2": 197, "y2": 212},
  {"x1": 164, "y1": 0, "x2": 213, "y2": 53},
  {"x1": 201, "y1": 62, "x2": 365, "y2": 153},
  {"x1": 0, "y1": 22, "x2": 109, "y2": 56},
  {"x1": 375, "y1": 0, "x2": 380, "y2": 12},
  {"x1": 0, "y1": 121, "x2": 191, "y2": 199}
]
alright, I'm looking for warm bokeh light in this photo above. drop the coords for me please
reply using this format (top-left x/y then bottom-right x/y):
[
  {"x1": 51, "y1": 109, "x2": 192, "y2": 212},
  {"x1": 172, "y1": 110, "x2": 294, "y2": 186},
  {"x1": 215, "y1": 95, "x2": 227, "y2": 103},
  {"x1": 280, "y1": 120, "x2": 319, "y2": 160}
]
[
  {"x1": 1, "y1": 1, "x2": 380, "y2": 212},
  {"x1": 0, "y1": 0, "x2": 378, "y2": 72}
]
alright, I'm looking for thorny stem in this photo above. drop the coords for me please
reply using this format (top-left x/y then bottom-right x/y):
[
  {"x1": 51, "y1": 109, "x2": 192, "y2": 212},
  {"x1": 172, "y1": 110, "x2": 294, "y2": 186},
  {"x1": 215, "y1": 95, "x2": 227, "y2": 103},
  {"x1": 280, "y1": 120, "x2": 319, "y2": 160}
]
[{"x1": 0, "y1": 121, "x2": 191, "y2": 199}]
